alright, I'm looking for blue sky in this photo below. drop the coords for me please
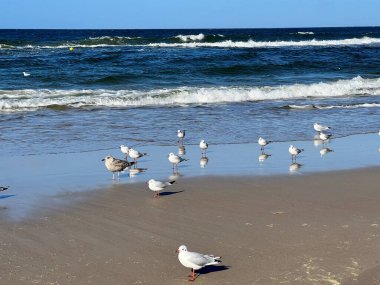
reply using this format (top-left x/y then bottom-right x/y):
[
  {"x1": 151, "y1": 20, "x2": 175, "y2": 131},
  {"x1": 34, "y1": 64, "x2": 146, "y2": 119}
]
[{"x1": 1, "y1": 0, "x2": 379, "y2": 29}]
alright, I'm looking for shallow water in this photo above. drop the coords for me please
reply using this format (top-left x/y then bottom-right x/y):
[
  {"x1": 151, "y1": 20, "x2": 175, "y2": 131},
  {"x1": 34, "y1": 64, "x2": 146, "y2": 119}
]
[{"x1": 1, "y1": 133, "x2": 379, "y2": 219}]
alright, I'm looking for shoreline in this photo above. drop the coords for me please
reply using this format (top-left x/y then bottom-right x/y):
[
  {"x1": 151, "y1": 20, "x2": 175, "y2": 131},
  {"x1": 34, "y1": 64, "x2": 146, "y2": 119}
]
[
  {"x1": 0, "y1": 132, "x2": 379, "y2": 219},
  {"x1": 1, "y1": 168, "x2": 380, "y2": 284}
]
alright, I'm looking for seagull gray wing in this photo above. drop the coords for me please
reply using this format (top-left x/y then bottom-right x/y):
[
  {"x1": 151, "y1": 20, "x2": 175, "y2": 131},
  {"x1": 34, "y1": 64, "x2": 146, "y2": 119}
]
[{"x1": 186, "y1": 252, "x2": 219, "y2": 267}]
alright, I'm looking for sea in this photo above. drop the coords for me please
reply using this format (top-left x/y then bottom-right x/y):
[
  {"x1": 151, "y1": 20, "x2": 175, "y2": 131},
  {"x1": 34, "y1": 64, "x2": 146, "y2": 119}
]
[{"x1": 1, "y1": 27, "x2": 380, "y2": 156}]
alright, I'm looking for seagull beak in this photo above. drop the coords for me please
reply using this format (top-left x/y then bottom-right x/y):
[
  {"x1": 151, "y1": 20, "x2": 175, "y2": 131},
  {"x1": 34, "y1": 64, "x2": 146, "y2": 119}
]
[
  {"x1": 101, "y1": 158, "x2": 105, "y2": 161},
  {"x1": 175, "y1": 249, "x2": 179, "y2": 253}
]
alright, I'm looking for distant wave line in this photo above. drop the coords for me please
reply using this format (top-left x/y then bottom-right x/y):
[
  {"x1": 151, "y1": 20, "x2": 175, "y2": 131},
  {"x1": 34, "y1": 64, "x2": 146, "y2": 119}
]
[{"x1": 1, "y1": 36, "x2": 380, "y2": 50}]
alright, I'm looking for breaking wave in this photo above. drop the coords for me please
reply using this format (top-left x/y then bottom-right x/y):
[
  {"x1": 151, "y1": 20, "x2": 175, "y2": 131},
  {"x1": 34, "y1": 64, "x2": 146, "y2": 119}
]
[
  {"x1": 175, "y1": 33, "x2": 205, "y2": 42},
  {"x1": 1, "y1": 76, "x2": 379, "y2": 112},
  {"x1": 1, "y1": 36, "x2": 380, "y2": 50}
]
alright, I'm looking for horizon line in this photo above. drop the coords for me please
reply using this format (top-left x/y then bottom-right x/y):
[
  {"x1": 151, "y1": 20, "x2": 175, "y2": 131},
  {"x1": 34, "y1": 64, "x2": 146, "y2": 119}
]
[{"x1": 1, "y1": 25, "x2": 379, "y2": 31}]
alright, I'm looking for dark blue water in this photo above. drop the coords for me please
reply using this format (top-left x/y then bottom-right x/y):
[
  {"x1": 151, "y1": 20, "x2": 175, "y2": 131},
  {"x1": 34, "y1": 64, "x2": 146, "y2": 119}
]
[{"x1": 0, "y1": 27, "x2": 380, "y2": 156}]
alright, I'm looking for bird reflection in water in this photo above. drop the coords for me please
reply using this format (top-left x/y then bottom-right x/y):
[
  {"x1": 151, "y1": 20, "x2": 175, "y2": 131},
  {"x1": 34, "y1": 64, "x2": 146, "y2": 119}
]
[
  {"x1": 178, "y1": 145, "x2": 186, "y2": 156},
  {"x1": 320, "y1": 147, "x2": 333, "y2": 157},
  {"x1": 200, "y1": 156, "x2": 209, "y2": 168},
  {"x1": 289, "y1": 162, "x2": 303, "y2": 173},
  {"x1": 258, "y1": 152, "x2": 271, "y2": 163},
  {"x1": 129, "y1": 167, "x2": 147, "y2": 177}
]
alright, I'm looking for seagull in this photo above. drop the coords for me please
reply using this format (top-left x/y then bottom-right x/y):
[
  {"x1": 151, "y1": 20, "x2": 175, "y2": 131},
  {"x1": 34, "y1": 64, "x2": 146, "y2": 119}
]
[
  {"x1": 313, "y1": 122, "x2": 331, "y2": 133},
  {"x1": 199, "y1": 139, "x2": 208, "y2": 154},
  {"x1": 319, "y1": 132, "x2": 332, "y2": 141},
  {"x1": 177, "y1": 130, "x2": 185, "y2": 144},
  {"x1": 120, "y1": 145, "x2": 130, "y2": 159},
  {"x1": 147, "y1": 179, "x2": 175, "y2": 198},
  {"x1": 258, "y1": 137, "x2": 272, "y2": 150},
  {"x1": 128, "y1": 148, "x2": 147, "y2": 163},
  {"x1": 0, "y1": 186, "x2": 9, "y2": 192},
  {"x1": 23, "y1": 72, "x2": 31, "y2": 77},
  {"x1": 102, "y1": 155, "x2": 135, "y2": 180},
  {"x1": 320, "y1": 147, "x2": 333, "y2": 157},
  {"x1": 168, "y1": 152, "x2": 188, "y2": 168},
  {"x1": 289, "y1": 145, "x2": 304, "y2": 161},
  {"x1": 176, "y1": 245, "x2": 222, "y2": 281}
]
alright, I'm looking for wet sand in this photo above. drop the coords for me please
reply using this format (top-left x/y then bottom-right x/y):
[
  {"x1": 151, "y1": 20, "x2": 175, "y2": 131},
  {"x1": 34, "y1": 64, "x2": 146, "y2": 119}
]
[{"x1": 1, "y1": 168, "x2": 380, "y2": 284}]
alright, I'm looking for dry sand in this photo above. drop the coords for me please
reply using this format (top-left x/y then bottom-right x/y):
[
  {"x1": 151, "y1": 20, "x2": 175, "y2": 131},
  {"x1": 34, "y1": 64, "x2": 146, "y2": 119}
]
[{"x1": 1, "y1": 168, "x2": 380, "y2": 284}]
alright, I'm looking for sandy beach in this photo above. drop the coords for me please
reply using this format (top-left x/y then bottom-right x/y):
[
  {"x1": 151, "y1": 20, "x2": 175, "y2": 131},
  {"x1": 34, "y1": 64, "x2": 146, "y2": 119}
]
[{"x1": 1, "y1": 167, "x2": 380, "y2": 284}]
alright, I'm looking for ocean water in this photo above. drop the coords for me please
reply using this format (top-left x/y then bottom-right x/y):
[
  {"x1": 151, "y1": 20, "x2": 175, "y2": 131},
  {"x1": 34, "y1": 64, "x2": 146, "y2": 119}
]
[{"x1": 1, "y1": 27, "x2": 380, "y2": 156}]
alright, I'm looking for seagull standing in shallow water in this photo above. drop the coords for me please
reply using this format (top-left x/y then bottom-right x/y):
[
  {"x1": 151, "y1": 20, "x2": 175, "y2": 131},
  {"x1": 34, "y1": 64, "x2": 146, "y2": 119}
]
[
  {"x1": 168, "y1": 152, "x2": 188, "y2": 169},
  {"x1": 289, "y1": 145, "x2": 304, "y2": 161},
  {"x1": 102, "y1": 155, "x2": 135, "y2": 179},
  {"x1": 199, "y1": 139, "x2": 208, "y2": 154},
  {"x1": 258, "y1": 137, "x2": 272, "y2": 151},
  {"x1": 128, "y1": 148, "x2": 147, "y2": 163},
  {"x1": 176, "y1": 245, "x2": 222, "y2": 281},
  {"x1": 313, "y1": 122, "x2": 331, "y2": 133},
  {"x1": 147, "y1": 179, "x2": 175, "y2": 198},
  {"x1": 120, "y1": 145, "x2": 130, "y2": 159},
  {"x1": 177, "y1": 130, "x2": 185, "y2": 144}
]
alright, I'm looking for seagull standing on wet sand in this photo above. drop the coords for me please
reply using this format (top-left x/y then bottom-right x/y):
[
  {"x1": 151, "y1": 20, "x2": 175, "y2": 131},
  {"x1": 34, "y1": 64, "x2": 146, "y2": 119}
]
[
  {"x1": 289, "y1": 145, "x2": 304, "y2": 161},
  {"x1": 147, "y1": 179, "x2": 175, "y2": 198},
  {"x1": 176, "y1": 245, "x2": 222, "y2": 281},
  {"x1": 102, "y1": 155, "x2": 135, "y2": 179}
]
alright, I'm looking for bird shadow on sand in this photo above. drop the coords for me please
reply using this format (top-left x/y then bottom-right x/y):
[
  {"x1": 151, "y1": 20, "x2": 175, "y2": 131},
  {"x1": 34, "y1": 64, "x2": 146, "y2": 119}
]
[
  {"x1": 197, "y1": 265, "x2": 231, "y2": 275},
  {"x1": 0, "y1": 194, "x2": 15, "y2": 199},
  {"x1": 159, "y1": 190, "x2": 184, "y2": 197}
]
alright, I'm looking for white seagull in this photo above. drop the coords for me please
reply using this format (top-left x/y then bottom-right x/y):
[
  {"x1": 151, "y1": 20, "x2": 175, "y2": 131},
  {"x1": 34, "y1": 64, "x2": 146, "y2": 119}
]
[
  {"x1": 23, "y1": 72, "x2": 30, "y2": 77},
  {"x1": 168, "y1": 152, "x2": 188, "y2": 168},
  {"x1": 128, "y1": 148, "x2": 147, "y2": 163},
  {"x1": 313, "y1": 122, "x2": 331, "y2": 133},
  {"x1": 176, "y1": 245, "x2": 222, "y2": 281},
  {"x1": 289, "y1": 145, "x2": 304, "y2": 161},
  {"x1": 120, "y1": 145, "x2": 130, "y2": 158},
  {"x1": 177, "y1": 130, "x2": 186, "y2": 144},
  {"x1": 102, "y1": 155, "x2": 135, "y2": 179},
  {"x1": 199, "y1": 139, "x2": 208, "y2": 153},
  {"x1": 258, "y1": 137, "x2": 272, "y2": 150},
  {"x1": 147, "y1": 179, "x2": 175, "y2": 198}
]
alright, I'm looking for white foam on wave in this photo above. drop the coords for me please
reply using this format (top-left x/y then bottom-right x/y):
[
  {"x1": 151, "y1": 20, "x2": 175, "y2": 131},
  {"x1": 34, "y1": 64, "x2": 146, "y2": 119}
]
[
  {"x1": 3, "y1": 36, "x2": 380, "y2": 50},
  {"x1": 1, "y1": 76, "x2": 379, "y2": 112},
  {"x1": 292, "y1": 31, "x2": 315, "y2": 35},
  {"x1": 175, "y1": 33, "x2": 205, "y2": 42},
  {"x1": 288, "y1": 102, "x2": 380, "y2": 110},
  {"x1": 88, "y1": 36, "x2": 141, "y2": 40},
  {"x1": 148, "y1": 36, "x2": 380, "y2": 48}
]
